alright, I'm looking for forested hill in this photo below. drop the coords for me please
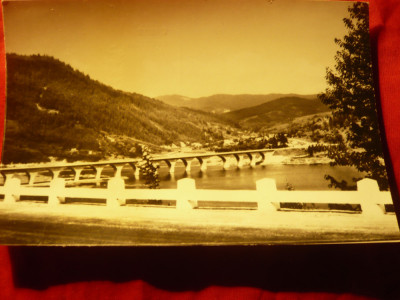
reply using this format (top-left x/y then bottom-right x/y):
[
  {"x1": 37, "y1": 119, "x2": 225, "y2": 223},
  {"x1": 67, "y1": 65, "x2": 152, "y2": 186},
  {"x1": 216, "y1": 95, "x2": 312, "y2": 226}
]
[
  {"x1": 224, "y1": 97, "x2": 329, "y2": 130},
  {"x1": 3, "y1": 54, "x2": 234, "y2": 163}
]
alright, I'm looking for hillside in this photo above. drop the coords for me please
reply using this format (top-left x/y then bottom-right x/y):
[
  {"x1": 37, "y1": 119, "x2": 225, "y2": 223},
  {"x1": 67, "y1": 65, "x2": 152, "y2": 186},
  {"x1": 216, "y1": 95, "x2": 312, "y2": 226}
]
[
  {"x1": 3, "y1": 54, "x2": 235, "y2": 163},
  {"x1": 157, "y1": 93, "x2": 317, "y2": 114},
  {"x1": 223, "y1": 97, "x2": 330, "y2": 130}
]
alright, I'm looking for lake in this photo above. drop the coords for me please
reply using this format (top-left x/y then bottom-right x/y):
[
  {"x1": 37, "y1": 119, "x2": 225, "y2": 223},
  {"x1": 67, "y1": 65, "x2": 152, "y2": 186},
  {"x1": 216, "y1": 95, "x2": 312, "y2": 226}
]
[{"x1": 126, "y1": 163, "x2": 365, "y2": 191}]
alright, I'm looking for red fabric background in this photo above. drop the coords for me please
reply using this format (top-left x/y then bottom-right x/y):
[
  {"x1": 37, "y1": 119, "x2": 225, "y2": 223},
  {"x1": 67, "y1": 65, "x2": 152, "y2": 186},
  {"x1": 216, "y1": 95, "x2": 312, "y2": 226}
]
[{"x1": 1, "y1": 0, "x2": 400, "y2": 299}]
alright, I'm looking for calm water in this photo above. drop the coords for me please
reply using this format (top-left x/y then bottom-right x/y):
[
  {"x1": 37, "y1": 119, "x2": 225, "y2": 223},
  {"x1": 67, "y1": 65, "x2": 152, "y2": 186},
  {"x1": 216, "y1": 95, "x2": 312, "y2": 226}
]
[{"x1": 127, "y1": 163, "x2": 365, "y2": 191}]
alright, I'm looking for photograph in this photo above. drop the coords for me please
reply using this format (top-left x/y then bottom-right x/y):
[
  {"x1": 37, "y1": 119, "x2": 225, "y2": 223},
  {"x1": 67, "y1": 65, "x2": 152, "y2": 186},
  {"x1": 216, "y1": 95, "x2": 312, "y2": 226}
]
[{"x1": 0, "y1": 0, "x2": 398, "y2": 245}]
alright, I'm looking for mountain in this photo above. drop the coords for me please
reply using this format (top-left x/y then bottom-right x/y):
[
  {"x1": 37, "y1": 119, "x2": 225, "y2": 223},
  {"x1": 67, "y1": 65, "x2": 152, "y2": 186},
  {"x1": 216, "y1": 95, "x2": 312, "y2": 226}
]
[
  {"x1": 3, "y1": 54, "x2": 235, "y2": 164},
  {"x1": 156, "y1": 94, "x2": 193, "y2": 107},
  {"x1": 157, "y1": 93, "x2": 318, "y2": 114},
  {"x1": 223, "y1": 97, "x2": 330, "y2": 130}
]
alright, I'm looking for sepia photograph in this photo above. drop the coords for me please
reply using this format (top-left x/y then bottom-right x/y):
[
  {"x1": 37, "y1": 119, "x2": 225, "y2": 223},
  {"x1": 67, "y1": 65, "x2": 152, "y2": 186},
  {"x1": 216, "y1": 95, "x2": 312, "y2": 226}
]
[{"x1": 0, "y1": 0, "x2": 398, "y2": 245}]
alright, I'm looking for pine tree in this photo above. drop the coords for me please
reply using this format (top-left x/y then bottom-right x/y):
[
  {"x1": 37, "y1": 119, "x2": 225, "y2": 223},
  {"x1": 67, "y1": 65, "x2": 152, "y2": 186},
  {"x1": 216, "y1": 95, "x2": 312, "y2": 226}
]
[
  {"x1": 318, "y1": 2, "x2": 388, "y2": 189},
  {"x1": 138, "y1": 145, "x2": 160, "y2": 189}
]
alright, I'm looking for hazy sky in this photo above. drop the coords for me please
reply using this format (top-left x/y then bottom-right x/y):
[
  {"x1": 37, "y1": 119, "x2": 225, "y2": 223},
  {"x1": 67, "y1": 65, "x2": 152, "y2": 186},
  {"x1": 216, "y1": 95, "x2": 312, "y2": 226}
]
[{"x1": 3, "y1": 0, "x2": 353, "y2": 98}]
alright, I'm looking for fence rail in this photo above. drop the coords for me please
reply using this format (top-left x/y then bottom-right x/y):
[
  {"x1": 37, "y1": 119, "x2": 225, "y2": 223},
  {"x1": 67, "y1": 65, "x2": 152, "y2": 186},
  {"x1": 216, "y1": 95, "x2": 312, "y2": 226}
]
[{"x1": 0, "y1": 176, "x2": 393, "y2": 217}]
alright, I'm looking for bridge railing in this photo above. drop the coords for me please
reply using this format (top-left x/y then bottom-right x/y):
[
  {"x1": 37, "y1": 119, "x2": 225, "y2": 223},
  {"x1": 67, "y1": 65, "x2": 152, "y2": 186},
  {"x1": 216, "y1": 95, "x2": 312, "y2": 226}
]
[{"x1": 0, "y1": 177, "x2": 393, "y2": 217}]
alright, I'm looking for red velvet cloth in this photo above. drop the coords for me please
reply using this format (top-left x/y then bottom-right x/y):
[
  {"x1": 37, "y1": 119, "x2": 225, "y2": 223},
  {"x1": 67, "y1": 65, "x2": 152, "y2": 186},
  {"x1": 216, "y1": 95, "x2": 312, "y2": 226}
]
[{"x1": 1, "y1": 0, "x2": 399, "y2": 298}]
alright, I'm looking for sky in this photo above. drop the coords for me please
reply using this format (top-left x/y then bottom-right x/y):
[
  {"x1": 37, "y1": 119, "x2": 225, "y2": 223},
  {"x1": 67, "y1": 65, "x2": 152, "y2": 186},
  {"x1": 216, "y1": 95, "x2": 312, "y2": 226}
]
[{"x1": 3, "y1": 0, "x2": 354, "y2": 98}]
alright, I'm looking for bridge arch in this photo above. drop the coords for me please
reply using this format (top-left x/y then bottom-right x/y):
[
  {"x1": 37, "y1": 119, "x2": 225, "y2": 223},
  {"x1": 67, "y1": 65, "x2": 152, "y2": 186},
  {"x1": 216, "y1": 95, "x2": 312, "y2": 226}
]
[
  {"x1": 48, "y1": 167, "x2": 65, "y2": 181},
  {"x1": 109, "y1": 163, "x2": 134, "y2": 179},
  {"x1": 258, "y1": 152, "x2": 266, "y2": 165},
  {"x1": 67, "y1": 165, "x2": 98, "y2": 182},
  {"x1": 245, "y1": 153, "x2": 257, "y2": 167},
  {"x1": 195, "y1": 157, "x2": 208, "y2": 172},
  {"x1": 64, "y1": 166, "x2": 82, "y2": 182},
  {"x1": 179, "y1": 158, "x2": 194, "y2": 173},
  {"x1": 217, "y1": 155, "x2": 232, "y2": 170},
  {"x1": 163, "y1": 159, "x2": 176, "y2": 174},
  {"x1": 164, "y1": 158, "x2": 192, "y2": 174},
  {"x1": 233, "y1": 154, "x2": 245, "y2": 169},
  {"x1": 178, "y1": 158, "x2": 189, "y2": 168},
  {"x1": 0, "y1": 171, "x2": 18, "y2": 185},
  {"x1": 128, "y1": 162, "x2": 141, "y2": 179}
]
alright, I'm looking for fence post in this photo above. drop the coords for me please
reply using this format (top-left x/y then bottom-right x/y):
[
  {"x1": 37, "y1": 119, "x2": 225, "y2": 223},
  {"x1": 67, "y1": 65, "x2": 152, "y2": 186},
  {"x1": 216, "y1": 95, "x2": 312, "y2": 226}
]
[
  {"x1": 357, "y1": 178, "x2": 383, "y2": 217},
  {"x1": 176, "y1": 178, "x2": 196, "y2": 210},
  {"x1": 256, "y1": 178, "x2": 277, "y2": 212},
  {"x1": 4, "y1": 177, "x2": 21, "y2": 204},
  {"x1": 107, "y1": 178, "x2": 126, "y2": 207},
  {"x1": 48, "y1": 178, "x2": 65, "y2": 205}
]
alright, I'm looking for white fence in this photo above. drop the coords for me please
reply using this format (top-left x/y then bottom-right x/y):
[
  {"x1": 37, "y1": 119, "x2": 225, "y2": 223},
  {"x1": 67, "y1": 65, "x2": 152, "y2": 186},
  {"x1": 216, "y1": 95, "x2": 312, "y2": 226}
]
[{"x1": 0, "y1": 177, "x2": 394, "y2": 217}]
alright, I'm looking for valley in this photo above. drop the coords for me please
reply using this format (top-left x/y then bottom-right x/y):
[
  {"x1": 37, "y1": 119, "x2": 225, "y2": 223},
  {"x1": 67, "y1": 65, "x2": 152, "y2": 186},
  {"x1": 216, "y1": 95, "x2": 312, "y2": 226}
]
[{"x1": 3, "y1": 54, "x2": 335, "y2": 166}]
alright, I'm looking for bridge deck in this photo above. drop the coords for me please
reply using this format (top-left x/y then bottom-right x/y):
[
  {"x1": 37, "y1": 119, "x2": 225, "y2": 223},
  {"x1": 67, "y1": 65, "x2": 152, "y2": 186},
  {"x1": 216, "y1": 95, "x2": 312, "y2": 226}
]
[{"x1": 152, "y1": 149, "x2": 274, "y2": 160}]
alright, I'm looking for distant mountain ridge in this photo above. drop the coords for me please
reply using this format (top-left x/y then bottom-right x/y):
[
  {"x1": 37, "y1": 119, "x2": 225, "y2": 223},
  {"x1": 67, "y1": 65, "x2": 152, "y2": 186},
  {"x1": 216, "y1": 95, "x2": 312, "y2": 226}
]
[
  {"x1": 157, "y1": 93, "x2": 318, "y2": 114},
  {"x1": 224, "y1": 96, "x2": 329, "y2": 130}
]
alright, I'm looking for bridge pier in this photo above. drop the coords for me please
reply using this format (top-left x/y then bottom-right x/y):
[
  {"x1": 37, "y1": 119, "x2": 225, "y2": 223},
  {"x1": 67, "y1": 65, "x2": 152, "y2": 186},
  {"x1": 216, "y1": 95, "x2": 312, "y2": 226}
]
[
  {"x1": 223, "y1": 160, "x2": 230, "y2": 170},
  {"x1": 238, "y1": 160, "x2": 245, "y2": 169},
  {"x1": 165, "y1": 160, "x2": 177, "y2": 174},
  {"x1": 218, "y1": 156, "x2": 230, "y2": 171},
  {"x1": 112, "y1": 165, "x2": 124, "y2": 178},
  {"x1": 198, "y1": 158, "x2": 207, "y2": 172},
  {"x1": 50, "y1": 169, "x2": 61, "y2": 180},
  {"x1": 73, "y1": 167, "x2": 85, "y2": 182},
  {"x1": 27, "y1": 171, "x2": 39, "y2": 186},
  {"x1": 184, "y1": 160, "x2": 193, "y2": 173},
  {"x1": 234, "y1": 154, "x2": 244, "y2": 169},
  {"x1": 249, "y1": 154, "x2": 257, "y2": 168},
  {"x1": 128, "y1": 163, "x2": 140, "y2": 180}
]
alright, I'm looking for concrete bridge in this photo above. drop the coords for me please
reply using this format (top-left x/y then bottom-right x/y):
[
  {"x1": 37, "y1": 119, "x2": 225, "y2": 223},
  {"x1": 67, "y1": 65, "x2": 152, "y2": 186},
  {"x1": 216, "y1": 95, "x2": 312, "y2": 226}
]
[
  {"x1": 0, "y1": 149, "x2": 275, "y2": 186},
  {"x1": 152, "y1": 149, "x2": 275, "y2": 174}
]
